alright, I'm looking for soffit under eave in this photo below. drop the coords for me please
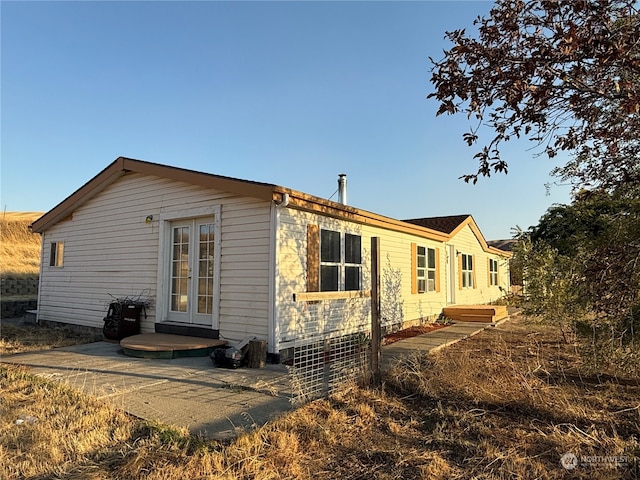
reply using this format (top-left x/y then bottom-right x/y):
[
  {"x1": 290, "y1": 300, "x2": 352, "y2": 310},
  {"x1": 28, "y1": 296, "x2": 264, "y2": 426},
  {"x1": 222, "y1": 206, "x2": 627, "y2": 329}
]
[
  {"x1": 488, "y1": 246, "x2": 513, "y2": 258},
  {"x1": 124, "y1": 158, "x2": 277, "y2": 201},
  {"x1": 282, "y1": 193, "x2": 449, "y2": 242},
  {"x1": 31, "y1": 157, "x2": 281, "y2": 233}
]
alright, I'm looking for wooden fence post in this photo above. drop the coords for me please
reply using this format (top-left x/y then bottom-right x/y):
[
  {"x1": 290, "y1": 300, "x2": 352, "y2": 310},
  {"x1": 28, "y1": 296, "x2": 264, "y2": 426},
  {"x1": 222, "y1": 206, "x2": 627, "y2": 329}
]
[{"x1": 371, "y1": 236, "x2": 381, "y2": 386}]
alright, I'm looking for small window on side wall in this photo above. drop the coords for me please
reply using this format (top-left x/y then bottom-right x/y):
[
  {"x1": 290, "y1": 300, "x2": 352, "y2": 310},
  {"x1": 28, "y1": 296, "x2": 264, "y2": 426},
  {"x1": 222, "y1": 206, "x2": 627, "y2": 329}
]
[
  {"x1": 416, "y1": 246, "x2": 437, "y2": 293},
  {"x1": 320, "y1": 229, "x2": 341, "y2": 291},
  {"x1": 412, "y1": 243, "x2": 440, "y2": 294},
  {"x1": 319, "y1": 228, "x2": 362, "y2": 292},
  {"x1": 50, "y1": 242, "x2": 64, "y2": 267},
  {"x1": 489, "y1": 258, "x2": 499, "y2": 286},
  {"x1": 461, "y1": 253, "x2": 474, "y2": 288}
]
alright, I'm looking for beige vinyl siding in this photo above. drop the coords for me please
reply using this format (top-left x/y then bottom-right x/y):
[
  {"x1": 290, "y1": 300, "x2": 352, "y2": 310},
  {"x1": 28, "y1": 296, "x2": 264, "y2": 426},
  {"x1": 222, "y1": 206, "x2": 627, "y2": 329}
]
[
  {"x1": 217, "y1": 200, "x2": 271, "y2": 343},
  {"x1": 372, "y1": 226, "x2": 447, "y2": 329},
  {"x1": 275, "y1": 208, "x2": 449, "y2": 349},
  {"x1": 447, "y1": 224, "x2": 509, "y2": 304},
  {"x1": 38, "y1": 177, "x2": 162, "y2": 330},
  {"x1": 276, "y1": 208, "x2": 370, "y2": 349},
  {"x1": 38, "y1": 172, "x2": 272, "y2": 342}
]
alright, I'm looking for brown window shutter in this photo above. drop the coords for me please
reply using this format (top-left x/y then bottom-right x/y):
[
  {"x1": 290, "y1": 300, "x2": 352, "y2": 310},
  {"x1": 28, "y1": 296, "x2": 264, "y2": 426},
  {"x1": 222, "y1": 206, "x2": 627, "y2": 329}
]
[
  {"x1": 472, "y1": 254, "x2": 477, "y2": 288},
  {"x1": 458, "y1": 254, "x2": 463, "y2": 290},
  {"x1": 411, "y1": 242, "x2": 417, "y2": 294},
  {"x1": 307, "y1": 224, "x2": 319, "y2": 292},
  {"x1": 435, "y1": 247, "x2": 441, "y2": 293}
]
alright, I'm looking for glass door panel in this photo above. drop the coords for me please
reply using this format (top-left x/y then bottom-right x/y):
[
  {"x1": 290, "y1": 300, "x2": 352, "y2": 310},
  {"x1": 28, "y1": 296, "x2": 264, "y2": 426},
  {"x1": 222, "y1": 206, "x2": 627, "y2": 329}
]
[
  {"x1": 193, "y1": 221, "x2": 215, "y2": 324},
  {"x1": 170, "y1": 225, "x2": 190, "y2": 314},
  {"x1": 166, "y1": 218, "x2": 217, "y2": 326}
]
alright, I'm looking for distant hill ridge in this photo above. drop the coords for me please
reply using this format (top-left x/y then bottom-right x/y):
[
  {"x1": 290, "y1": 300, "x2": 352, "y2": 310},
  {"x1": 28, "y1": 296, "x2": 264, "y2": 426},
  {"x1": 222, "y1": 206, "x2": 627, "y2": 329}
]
[
  {"x1": 2, "y1": 212, "x2": 44, "y2": 222},
  {"x1": 1, "y1": 212, "x2": 44, "y2": 275}
]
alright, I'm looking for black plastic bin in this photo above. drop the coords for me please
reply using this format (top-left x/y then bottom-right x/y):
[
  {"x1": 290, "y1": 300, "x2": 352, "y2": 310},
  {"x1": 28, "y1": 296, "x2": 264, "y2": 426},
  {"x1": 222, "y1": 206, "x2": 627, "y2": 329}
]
[{"x1": 103, "y1": 302, "x2": 142, "y2": 340}]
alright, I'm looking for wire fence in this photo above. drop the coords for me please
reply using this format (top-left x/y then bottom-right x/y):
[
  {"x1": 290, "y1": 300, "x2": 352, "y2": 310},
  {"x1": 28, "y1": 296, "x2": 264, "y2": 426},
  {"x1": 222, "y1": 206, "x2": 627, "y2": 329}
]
[{"x1": 287, "y1": 297, "x2": 371, "y2": 404}]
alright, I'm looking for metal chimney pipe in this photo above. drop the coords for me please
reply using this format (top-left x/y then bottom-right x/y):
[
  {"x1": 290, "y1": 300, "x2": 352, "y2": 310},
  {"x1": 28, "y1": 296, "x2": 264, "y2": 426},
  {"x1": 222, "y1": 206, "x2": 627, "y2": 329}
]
[{"x1": 337, "y1": 174, "x2": 347, "y2": 205}]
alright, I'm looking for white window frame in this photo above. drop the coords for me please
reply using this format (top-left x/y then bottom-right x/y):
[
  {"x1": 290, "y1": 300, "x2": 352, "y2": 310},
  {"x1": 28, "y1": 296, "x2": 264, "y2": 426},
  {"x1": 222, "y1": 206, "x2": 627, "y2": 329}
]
[
  {"x1": 156, "y1": 206, "x2": 222, "y2": 328},
  {"x1": 416, "y1": 246, "x2": 437, "y2": 293},
  {"x1": 489, "y1": 258, "x2": 499, "y2": 286},
  {"x1": 461, "y1": 253, "x2": 474, "y2": 288},
  {"x1": 319, "y1": 229, "x2": 362, "y2": 292}
]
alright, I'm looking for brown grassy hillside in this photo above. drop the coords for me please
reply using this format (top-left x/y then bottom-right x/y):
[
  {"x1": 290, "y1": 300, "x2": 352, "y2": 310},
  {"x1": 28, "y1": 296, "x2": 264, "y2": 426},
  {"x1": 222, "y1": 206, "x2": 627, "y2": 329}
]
[{"x1": 0, "y1": 212, "x2": 43, "y2": 275}]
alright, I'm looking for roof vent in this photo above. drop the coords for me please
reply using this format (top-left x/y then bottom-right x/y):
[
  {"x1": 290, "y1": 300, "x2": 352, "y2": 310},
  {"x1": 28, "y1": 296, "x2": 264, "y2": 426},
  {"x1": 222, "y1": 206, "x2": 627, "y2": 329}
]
[{"x1": 337, "y1": 174, "x2": 347, "y2": 205}]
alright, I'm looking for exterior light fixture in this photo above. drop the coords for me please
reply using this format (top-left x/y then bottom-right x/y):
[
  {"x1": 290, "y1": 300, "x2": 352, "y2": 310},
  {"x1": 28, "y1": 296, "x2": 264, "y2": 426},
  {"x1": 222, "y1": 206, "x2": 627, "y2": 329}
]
[{"x1": 145, "y1": 215, "x2": 153, "y2": 224}]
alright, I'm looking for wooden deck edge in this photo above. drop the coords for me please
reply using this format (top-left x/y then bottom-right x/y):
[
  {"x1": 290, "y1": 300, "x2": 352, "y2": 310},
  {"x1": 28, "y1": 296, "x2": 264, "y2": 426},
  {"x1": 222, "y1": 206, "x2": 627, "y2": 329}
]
[{"x1": 120, "y1": 333, "x2": 227, "y2": 353}]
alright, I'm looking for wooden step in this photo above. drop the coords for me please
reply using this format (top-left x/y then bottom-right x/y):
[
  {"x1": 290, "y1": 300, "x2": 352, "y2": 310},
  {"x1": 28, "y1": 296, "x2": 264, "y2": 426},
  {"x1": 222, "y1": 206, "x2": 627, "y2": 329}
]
[
  {"x1": 442, "y1": 305, "x2": 508, "y2": 323},
  {"x1": 120, "y1": 333, "x2": 227, "y2": 359},
  {"x1": 459, "y1": 314, "x2": 496, "y2": 323}
]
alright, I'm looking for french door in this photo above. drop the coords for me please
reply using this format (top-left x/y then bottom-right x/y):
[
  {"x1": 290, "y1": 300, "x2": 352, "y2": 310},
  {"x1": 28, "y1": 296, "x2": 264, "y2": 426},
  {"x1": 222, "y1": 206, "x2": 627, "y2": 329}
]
[{"x1": 166, "y1": 217, "x2": 218, "y2": 327}]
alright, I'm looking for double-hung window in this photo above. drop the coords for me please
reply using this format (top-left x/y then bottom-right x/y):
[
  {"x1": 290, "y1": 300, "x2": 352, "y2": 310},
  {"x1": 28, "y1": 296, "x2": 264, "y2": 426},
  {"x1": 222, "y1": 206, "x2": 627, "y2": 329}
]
[
  {"x1": 489, "y1": 258, "x2": 498, "y2": 286},
  {"x1": 319, "y1": 229, "x2": 361, "y2": 291},
  {"x1": 412, "y1": 243, "x2": 439, "y2": 294},
  {"x1": 461, "y1": 253, "x2": 474, "y2": 288},
  {"x1": 416, "y1": 246, "x2": 437, "y2": 293}
]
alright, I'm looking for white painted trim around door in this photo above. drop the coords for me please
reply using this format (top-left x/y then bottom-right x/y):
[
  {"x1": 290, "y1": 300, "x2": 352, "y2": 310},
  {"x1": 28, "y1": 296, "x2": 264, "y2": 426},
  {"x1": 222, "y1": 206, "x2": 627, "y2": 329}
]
[{"x1": 155, "y1": 205, "x2": 222, "y2": 328}]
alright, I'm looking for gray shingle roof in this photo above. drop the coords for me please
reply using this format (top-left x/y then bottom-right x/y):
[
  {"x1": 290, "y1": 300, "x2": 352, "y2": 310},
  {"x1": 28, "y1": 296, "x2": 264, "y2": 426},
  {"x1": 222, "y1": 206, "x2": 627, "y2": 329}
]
[{"x1": 402, "y1": 215, "x2": 471, "y2": 234}]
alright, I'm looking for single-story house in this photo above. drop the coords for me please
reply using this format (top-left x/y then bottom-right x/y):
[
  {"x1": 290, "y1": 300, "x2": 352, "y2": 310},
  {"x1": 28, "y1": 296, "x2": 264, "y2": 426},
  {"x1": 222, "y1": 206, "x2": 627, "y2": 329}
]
[{"x1": 31, "y1": 157, "x2": 511, "y2": 362}]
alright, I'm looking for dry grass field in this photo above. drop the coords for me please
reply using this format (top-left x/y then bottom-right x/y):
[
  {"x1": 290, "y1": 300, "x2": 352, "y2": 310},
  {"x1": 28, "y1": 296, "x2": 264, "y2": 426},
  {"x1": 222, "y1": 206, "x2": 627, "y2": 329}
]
[
  {"x1": 0, "y1": 212, "x2": 43, "y2": 275},
  {"x1": 0, "y1": 323, "x2": 100, "y2": 355},
  {"x1": 1, "y1": 317, "x2": 638, "y2": 479}
]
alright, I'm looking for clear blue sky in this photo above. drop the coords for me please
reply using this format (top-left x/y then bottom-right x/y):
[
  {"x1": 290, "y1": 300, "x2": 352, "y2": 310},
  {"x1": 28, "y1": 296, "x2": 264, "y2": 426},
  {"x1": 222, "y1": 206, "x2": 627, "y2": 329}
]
[{"x1": 1, "y1": 0, "x2": 572, "y2": 240}]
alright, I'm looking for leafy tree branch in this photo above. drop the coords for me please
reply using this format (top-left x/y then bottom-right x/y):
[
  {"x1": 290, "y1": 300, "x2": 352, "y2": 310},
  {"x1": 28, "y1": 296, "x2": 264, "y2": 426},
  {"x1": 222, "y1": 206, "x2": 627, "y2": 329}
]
[{"x1": 429, "y1": 0, "x2": 640, "y2": 190}]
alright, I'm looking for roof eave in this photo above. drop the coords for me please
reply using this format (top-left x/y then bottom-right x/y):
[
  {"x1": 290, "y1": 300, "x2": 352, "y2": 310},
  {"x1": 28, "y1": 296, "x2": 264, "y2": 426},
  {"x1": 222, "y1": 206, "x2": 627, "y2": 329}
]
[
  {"x1": 450, "y1": 216, "x2": 513, "y2": 257},
  {"x1": 31, "y1": 157, "x2": 504, "y2": 250},
  {"x1": 126, "y1": 158, "x2": 276, "y2": 201},
  {"x1": 31, "y1": 157, "x2": 280, "y2": 233},
  {"x1": 488, "y1": 246, "x2": 514, "y2": 258},
  {"x1": 31, "y1": 158, "x2": 128, "y2": 233},
  {"x1": 277, "y1": 189, "x2": 450, "y2": 242}
]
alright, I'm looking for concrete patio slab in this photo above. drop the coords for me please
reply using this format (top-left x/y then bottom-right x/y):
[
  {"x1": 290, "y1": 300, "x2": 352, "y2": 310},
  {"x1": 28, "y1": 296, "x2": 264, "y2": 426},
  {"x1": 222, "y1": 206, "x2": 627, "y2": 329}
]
[
  {"x1": 381, "y1": 321, "x2": 492, "y2": 368},
  {"x1": 2, "y1": 340, "x2": 293, "y2": 439},
  {"x1": 2, "y1": 319, "x2": 494, "y2": 439}
]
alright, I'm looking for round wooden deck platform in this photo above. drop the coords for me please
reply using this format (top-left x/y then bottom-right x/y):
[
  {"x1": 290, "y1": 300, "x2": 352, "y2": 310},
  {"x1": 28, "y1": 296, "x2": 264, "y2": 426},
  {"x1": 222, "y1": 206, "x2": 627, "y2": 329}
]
[{"x1": 120, "y1": 333, "x2": 227, "y2": 359}]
